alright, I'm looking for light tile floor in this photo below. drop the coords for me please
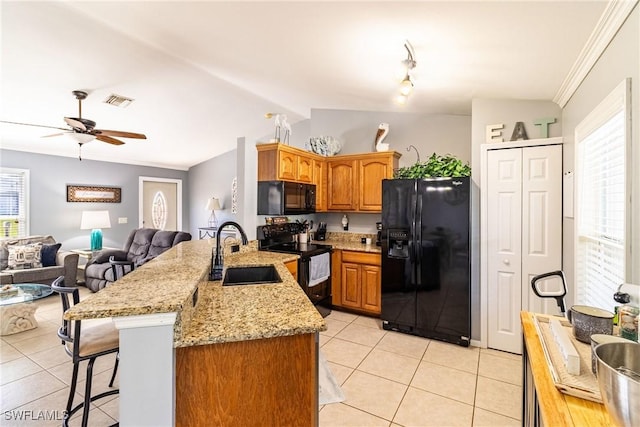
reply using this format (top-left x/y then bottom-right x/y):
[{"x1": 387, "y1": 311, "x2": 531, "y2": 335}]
[
  {"x1": 319, "y1": 310, "x2": 523, "y2": 427},
  {"x1": 1, "y1": 291, "x2": 523, "y2": 426}
]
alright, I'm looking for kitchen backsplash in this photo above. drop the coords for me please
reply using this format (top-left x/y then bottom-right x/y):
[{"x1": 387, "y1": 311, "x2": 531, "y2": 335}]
[{"x1": 320, "y1": 231, "x2": 377, "y2": 242}]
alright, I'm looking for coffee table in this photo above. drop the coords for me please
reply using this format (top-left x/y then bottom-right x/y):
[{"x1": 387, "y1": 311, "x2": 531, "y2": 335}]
[{"x1": 0, "y1": 284, "x2": 54, "y2": 335}]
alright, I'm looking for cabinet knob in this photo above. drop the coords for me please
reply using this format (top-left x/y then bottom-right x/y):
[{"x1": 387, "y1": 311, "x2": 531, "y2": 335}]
[{"x1": 503, "y1": 259, "x2": 510, "y2": 265}]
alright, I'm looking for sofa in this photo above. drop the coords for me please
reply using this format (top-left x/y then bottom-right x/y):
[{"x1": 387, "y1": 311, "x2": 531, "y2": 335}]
[
  {"x1": 0, "y1": 235, "x2": 79, "y2": 287},
  {"x1": 84, "y1": 228, "x2": 192, "y2": 292}
]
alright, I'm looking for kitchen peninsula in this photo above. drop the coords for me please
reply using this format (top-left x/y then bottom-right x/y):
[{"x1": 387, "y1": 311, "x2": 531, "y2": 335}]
[{"x1": 64, "y1": 239, "x2": 326, "y2": 426}]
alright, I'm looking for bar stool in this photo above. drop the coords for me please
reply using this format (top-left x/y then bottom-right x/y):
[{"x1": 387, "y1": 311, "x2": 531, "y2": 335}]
[
  {"x1": 51, "y1": 276, "x2": 119, "y2": 427},
  {"x1": 109, "y1": 255, "x2": 135, "y2": 281}
]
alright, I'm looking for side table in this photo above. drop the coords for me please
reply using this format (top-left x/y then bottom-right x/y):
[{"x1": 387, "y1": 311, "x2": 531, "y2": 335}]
[{"x1": 0, "y1": 284, "x2": 54, "y2": 335}]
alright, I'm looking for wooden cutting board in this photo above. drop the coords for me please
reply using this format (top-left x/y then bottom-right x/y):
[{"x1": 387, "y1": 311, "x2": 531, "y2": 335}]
[{"x1": 533, "y1": 315, "x2": 602, "y2": 403}]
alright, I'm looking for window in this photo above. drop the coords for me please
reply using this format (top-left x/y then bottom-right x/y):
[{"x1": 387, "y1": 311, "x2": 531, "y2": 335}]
[
  {"x1": 0, "y1": 168, "x2": 29, "y2": 237},
  {"x1": 575, "y1": 79, "x2": 630, "y2": 312},
  {"x1": 152, "y1": 191, "x2": 167, "y2": 230}
]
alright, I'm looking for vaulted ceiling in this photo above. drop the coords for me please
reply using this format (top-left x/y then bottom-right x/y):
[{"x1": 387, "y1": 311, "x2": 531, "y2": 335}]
[{"x1": 0, "y1": 1, "x2": 609, "y2": 170}]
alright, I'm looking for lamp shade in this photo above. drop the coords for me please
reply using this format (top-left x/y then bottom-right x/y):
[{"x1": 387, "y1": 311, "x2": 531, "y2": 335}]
[
  {"x1": 80, "y1": 210, "x2": 111, "y2": 230},
  {"x1": 205, "y1": 198, "x2": 221, "y2": 211}
]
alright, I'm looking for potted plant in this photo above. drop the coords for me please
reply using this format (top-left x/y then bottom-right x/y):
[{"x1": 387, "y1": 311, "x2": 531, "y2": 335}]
[{"x1": 394, "y1": 152, "x2": 471, "y2": 178}]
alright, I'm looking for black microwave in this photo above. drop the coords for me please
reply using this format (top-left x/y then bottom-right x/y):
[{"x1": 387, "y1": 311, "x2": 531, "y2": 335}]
[{"x1": 257, "y1": 181, "x2": 316, "y2": 215}]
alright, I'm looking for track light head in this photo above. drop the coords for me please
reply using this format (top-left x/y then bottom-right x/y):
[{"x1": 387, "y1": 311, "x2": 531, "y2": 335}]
[{"x1": 400, "y1": 75, "x2": 414, "y2": 96}]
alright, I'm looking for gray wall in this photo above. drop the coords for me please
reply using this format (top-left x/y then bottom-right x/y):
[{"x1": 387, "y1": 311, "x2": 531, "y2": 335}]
[
  {"x1": 0, "y1": 149, "x2": 189, "y2": 249},
  {"x1": 561, "y1": 5, "x2": 640, "y2": 302},
  {"x1": 188, "y1": 149, "x2": 237, "y2": 237},
  {"x1": 470, "y1": 99, "x2": 563, "y2": 342},
  {"x1": 307, "y1": 108, "x2": 472, "y2": 234},
  {"x1": 187, "y1": 110, "x2": 471, "y2": 239}
]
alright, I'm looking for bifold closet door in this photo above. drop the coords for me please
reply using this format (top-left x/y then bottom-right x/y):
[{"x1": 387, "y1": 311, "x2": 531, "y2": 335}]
[
  {"x1": 487, "y1": 148, "x2": 523, "y2": 354},
  {"x1": 521, "y1": 145, "x2": 563, "y2": 317},
  {"x1": 487, "y1": 144, "x2": 562, "y2": 354}
]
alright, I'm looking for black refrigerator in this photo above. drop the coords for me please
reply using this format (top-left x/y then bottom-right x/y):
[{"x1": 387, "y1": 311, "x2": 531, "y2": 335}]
[{"x1": 381, "y1": 177, "x2": 471, "y2": 346}]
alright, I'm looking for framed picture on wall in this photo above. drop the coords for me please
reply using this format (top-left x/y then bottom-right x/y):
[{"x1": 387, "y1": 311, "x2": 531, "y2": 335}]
[{"x1": 67, "y1": 185, "x2": 121, "y2": 203}]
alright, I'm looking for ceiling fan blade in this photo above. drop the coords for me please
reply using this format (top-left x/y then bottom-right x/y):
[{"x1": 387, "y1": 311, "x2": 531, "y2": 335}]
[
  {"x1": 94, "y1": 129, "x2": 147, "y2": 139},
  {"x1": 64, "y1": 117, "x2": 86, "y2": 131},
  {"x1": 42, "y1": 132, "x2": 70, "y2": 138},
  {"x1": 96, "y1": 135, "x2": 125, "y2": 146},
  {"x1": 0, "y1": 120, "x2": 68, "y2": 131}
]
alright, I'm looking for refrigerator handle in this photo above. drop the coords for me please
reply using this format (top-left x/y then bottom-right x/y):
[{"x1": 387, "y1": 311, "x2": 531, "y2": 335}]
[
  {"x1": 410, "y1": 191, "x2": 417, "y2": 260},
  {"x1": 416, "y1": 191, "x2": 423, "y2": 285}
]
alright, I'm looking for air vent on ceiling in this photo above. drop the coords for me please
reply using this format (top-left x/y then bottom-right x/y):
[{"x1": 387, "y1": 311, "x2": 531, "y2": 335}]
[{"x1": 103, "y1": 94, "x2": 134, "y2": 108}]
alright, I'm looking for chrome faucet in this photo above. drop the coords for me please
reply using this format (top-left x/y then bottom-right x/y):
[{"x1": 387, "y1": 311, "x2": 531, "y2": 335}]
[{"x1": 211, "y1": 221, "x2": 249, "y2": 281}]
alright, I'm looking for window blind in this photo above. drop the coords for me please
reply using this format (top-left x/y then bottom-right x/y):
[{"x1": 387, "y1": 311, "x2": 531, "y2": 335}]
[
  {"x1": 0, "y1": 168, "x2": 29, "y2": 237},
  {"x1": 576, "y1": 102, "x2": 626, "y2": 312}
]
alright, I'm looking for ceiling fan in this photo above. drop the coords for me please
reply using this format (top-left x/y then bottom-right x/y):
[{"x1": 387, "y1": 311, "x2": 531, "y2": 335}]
[{"x1": 0, "y1": 90, "x2": 146, "y2": 160}]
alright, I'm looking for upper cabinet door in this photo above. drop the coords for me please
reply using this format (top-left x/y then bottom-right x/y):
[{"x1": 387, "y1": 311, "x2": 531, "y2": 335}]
[
  {"x1": 297, "y1": 154, "x2": 313, "y2": 183},
  {"x1": 278, "y1": 150, "x2": 297, "y2": 181},
  {"x1": 327, "y1": 159, "x2": 357, "y2": 210},
  {"x1": 358, "y1": 158, "x2": 393, "y2": 211},
  {"x1": 313, "y1": 159, "x2": 327, "y2": 211}
]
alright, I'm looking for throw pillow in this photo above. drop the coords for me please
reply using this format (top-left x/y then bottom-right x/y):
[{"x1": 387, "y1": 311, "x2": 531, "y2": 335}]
[
  {"x1": 41, "y1": 243, "x2": 62, "y2": 267},
  {"x1": 6, "y1": 243, "x2": 43, "y2": 270}
]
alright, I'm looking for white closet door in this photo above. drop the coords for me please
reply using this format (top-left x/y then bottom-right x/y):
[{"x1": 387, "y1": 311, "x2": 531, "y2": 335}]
[
  {"x1": 487, "y1": 148, "x2": 523, "y2": 354},
  {"x1": 522, "y1": 145, "x2": 563, "y2": 316},
  {"x1": 487, "y1": 144, "x2": 563, "y2": 354}
]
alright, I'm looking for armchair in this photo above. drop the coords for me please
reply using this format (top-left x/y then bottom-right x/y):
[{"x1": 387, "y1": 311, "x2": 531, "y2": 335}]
[{"x1": 83, "y1": 228, "x2": 191, "y2": 292}]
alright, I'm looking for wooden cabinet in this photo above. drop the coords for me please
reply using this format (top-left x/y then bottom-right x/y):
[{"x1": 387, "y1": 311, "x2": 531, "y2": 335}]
[
  {"x1": 297, "y1": 154, "x2": 313, "y2": 183},
  {"x1": 358, "y1": 155, "x2": 397, "y2": 211},
  {"x1": 277, "y1": 150, "x2": 298, "y2": 181},
  {"x1": 327, "y1": 152, "x2": 400, "y2": 212},
  {"x1": 257, "y1": 143, "x2": 316, "y2": 183},
  {"x1": 284, "y1": 259, "x2": 298, "y2": 282},
  {"x1": 361, "y1": 264, "x2": 382, "y2": 313},
  {"x1": 313, "y1": 159, "x2": 327, "y2": 211},
  {"x1": 341, "y1": 262, "x2": 361, "y2": 309},
  {"x1": 257, "y1": 143, "x2": 400, "y2": 213},
  {"x1": 331, "y1": 250, "x2": 342, "y2": 307},
  {"x1": 327, "y1": 159, "x2": 357, "y2": 210},
  {"x1": 176, "y1": 333, "x2": 318, "y2": 426},
  {"x1": 333, "y1": 250, "x2": 381, "y2": 315}
]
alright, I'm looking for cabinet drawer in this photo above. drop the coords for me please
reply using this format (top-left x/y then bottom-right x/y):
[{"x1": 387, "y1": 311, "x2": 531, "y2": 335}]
[{"x1": 342, "y1": 251, "x2": 381, "y2": 266}]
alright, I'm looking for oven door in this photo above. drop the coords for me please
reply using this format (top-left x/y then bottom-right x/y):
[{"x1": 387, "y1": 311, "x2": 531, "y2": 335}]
[{"x1": 299, "y1": 252, "x2": 331, "y2": 317}]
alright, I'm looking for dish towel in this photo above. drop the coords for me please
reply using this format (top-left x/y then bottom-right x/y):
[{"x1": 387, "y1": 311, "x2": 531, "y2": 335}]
[{"x1": 309, "y1": 252, "x2": 330, "y2": 287}]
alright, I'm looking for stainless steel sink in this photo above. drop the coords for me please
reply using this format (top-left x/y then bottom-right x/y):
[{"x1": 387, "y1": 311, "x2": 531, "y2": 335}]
[{"x1": 222, "y1": 266, "x2": 282, "y2": 286}]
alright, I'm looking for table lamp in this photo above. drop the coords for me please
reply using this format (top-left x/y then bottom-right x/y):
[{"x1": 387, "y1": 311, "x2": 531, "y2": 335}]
[
  {"x1": 80, "y1": 210, "x2": 111, "y2": 251},
  {"x1": 205, "y1": 198, "x2": 221, "y2": 228}
]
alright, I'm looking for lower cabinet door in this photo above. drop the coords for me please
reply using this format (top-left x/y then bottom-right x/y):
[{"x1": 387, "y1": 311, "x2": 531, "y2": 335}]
[
  {"x1": 341, "y1": 263, "x2": 361, "y2": 309},
  {"x1": 361, "y1": 265, "x2": 381, "y2": 313}
]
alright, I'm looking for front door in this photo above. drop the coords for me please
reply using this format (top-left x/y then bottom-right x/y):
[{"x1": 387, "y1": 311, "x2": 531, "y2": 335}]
[{"x1": 139, "y1": 177, "x2": 182, "y2": 231}]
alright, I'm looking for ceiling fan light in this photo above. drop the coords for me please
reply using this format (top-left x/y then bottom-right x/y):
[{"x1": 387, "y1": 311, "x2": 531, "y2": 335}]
[{"x1": 66, "y1": 133, "x2": 95, "y2": 144}]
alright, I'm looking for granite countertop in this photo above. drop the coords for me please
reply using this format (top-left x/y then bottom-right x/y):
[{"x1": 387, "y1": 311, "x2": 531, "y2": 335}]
[
  {"x1": 64, "y1": 239, "x2": 326, "y2": 348},
  {"x1": 177, "y1": 251, "x2": 325, "y2": 348}
]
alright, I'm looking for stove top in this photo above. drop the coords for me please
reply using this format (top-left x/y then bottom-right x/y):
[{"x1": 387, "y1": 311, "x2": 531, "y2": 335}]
[
  {"x1": 261, "y1": 242, "x2": 332, "y2": 257},
  {"x1": 257, "y1": 223, "x2": 332, "y2": 257}
]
